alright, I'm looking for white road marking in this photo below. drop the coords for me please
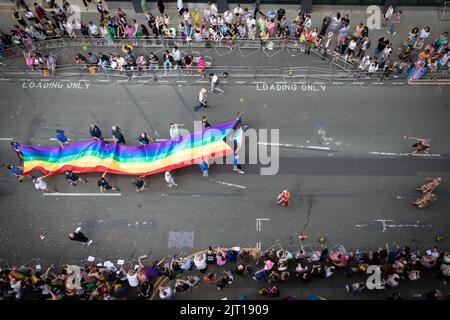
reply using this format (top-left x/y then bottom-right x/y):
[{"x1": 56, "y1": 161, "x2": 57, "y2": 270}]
[
  {"x1": 332, "y1": 82, "x2": 344, "y2": 85},
  {"x1": 356, "y1": 219, "x2": 432, "y2": 232},
  {"x1": 209, "y1": 179, "x2": 246, "y2": 190},
  {"x1": 258, "y1": 142, "x2": 331, "y2": 151},
  {"x1": 256, "y1": 218, "x2": 270, "y2": 232},
  {"x1": 176, "y1": 81, "x2": 188, "y2": 83},
  {"x1": 369, "y1": 151, "x2": 441, "y2": 157},
  {"x1": 392, "y1": 82, "x2": 405, "y2": 85},
  {"x1": 235, "y1": 81, "x2": 246, "y2": 84},
  {"x1": 256, "y1": 242, "x2": 262, "y2": 250},
  {"x1": 0, "y1": 138, "x2": 13, "y2": 141},
  {"x1": 43, "y1": 193, "x2": 122, "y2": 196}
]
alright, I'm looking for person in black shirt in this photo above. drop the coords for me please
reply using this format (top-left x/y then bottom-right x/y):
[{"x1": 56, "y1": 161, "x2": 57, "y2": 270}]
[
  {"x1": 65, "y1": 170, "x2": 87, "y2": 186},
  {"x1": 68, "y1": 226, "x2": 92, "y2": 246},
  {"x1": 111, "y1": 126, "x2": 126, "y2": 144},
  {"x1": 206, "y1": 246, "x2": 216, "y2": 264},
  {"x1": 138, "y1": 132, "x2": 153, "y2": 145},
  {"x1": 97, "y1": 172, "x2": 119, "y2": 192},
  {"x1": 133, "y1": 176, "x2": 146, "y2": 192},
  {"x1": 89, "y1": 124, "x2": 103, "y2": 140},
  {"x1": 202, "y1": 116, "x2": 211, "y2": 129}
]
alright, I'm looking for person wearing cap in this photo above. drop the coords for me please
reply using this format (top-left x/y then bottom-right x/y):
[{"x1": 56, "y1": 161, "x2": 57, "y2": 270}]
[
  {"x1": 194, "y1": 88, "x2": 209, "y2": 112},
  {"x1": 277, "y1": 190, "x2": 291, "y2": 208}
]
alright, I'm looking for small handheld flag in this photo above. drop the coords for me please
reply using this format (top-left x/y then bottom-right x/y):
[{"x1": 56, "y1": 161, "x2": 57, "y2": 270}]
[{"x1": 298, "y1": 234, "x2": 308, "y2": 241}]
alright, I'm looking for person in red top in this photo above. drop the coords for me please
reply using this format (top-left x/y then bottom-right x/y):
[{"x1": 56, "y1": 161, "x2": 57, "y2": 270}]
[
  {"x1": 388, "y1": 10, "x2": 402, "y2": 36},
  {"x1": 276, "y1": 190, "x2": 291, "y2": 208},
  {"x1": 33, "y1": 2, "x2": 47, "y2": 20}
]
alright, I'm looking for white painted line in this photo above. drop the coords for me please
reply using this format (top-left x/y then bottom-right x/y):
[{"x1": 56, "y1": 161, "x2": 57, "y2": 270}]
[
  {"x1": 258, "y1": 142, "x2": 331, "y2": 151},
  {"x1": 60, "y1": 79, "x2": 71, "y2": 82},
  {"x1": 332, "y1": 82, "x2": 344, "y2": 85},
  {"x1": 256, "y1": 242, "x2": 262, "y2": 250},
  {"x1": 252, "y1": 81, "x2": 266, "y2": 84},
  {"x1": 294, "y1": 82, "x2": 306, "y2": 84},
  {"x1": 159, "y1": 80, "x2": 169, "y2": 83},
  {"x1": 209, "y1": 179, "x2": 246, "y2": 190},
  {"x1": 155, "y1": 138, "x2": 167, "y2": 141},
  {"x1": 78, "y1": 80, "x2": 89, "y2": 82},
  {"x1": 235, "y1": 81, "x2": 246, "y2": 84},
  {"x1": 39, "y1": 79, "x2": 50, "y2": 82},
  {"x1": 0, "y1": 138, "x2": 13, "y2": 141},
  {"x1": 43, "y1": 193, "x2": 122, "y2": 196},
  {"x1": 274, "y1": 82, "x2": 288, "y2": 84},
  {"x1": 176, "y1": 80, "x2": 188, "y2": 83},
  {"x1": 374, "y1": 82, "x2": 384, "y2": 85},
  {"x1": 392, "y1": 82, "x2": 405, "y2": 85},
  {"x1": 369, "y1": 151, "x2": 441, "y2": 157},
  {"x1": 256, "y1": 218, "x2": 270, "y2": 232},
  {"x1": 313, "y1": 82, "x2": 325, "y2": 85}
]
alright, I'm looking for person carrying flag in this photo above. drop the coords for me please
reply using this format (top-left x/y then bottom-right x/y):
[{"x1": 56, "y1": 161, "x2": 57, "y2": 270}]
[
  {"x1": 277, "y1": 190, "x2": 291, "y2": 208},
  {"x1": 11, "y1": 141, "x2": 24, "y2": 164}
]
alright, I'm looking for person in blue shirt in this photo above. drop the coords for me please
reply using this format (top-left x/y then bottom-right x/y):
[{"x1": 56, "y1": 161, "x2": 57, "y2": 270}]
[
  {"x1": 198, "y1": 159, "x2": 209, "y2": 177},
  {"x1": 138, "y1": 132, "x2": 154, "y2": 145},
  {"x1": 89, "y1": 124, "x2": 103, "y2": 141},
  {"x1": 55, "y1": 129, "x2": 70, "y2": 147},
  {"x1": 7, "y1": 164, "x2": 24, "y2": 181},
  {"x1": 65, "y1": 170, "x2": 87, "y2": 186}
]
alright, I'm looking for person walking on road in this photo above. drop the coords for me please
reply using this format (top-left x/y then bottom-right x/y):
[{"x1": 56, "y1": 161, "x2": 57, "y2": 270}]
[
  {"x1": 165, "y1": 171, "x2": 177, "y2": 188},
  {"x1": 6, "y1": 164, "x2": 24, "y2": 182},
  {"x1": 198, "y1": 159, "x2": 209, "y2": 177},
  {"x1": 55, "y1": 129, "x2": 71, "y2": 147},
  {"x1": 68, "y1": 226, "x2": 93, "y2": 246},
  {"x1": 169, "y1": 123, "x2": 185, "y2": 140},
  {"x1": 11, "y1": 141, "x2": 24, "y2": 164},
  {"x1": 209, "y1": 73, "x2": 224, "y2": 94},
  {"x1": 194, "y1": 88, "x2": 209, "y2": 112},
  {"x1": 202, "y1": 116, "x2": 211, "y2": 129},
  {"x1": 65, "y1": 170, "x2": 87, "y2": 186},
  {"x1": 133, "y1": 176, "x2": 146, "y2": 192},
  {"x1": 89, "y1": 124, "x2": 103, "y2": 141},
  {"x1": 387, "y1": 10, "x2": 402, "y2": 36},
  {"x1": 97, "y1": 172, "x2": 119, "y2": 192},
  {"x1": 33, "y1": 175, "x2": 56, "y2": 193},
  {"x1": 138, "y1": 132, "x2": 154, "y2": 145},
  {"x1": 112, "y1": 126, "x2": 126, "y2": 144},
  {"x1": 276, "y1": 190, "x2": 291, "y2": 208}
]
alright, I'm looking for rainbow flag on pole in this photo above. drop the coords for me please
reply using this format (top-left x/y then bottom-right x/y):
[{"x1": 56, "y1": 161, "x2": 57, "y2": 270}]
[
  {"x1": 20, "y1": 120, "x2": 243, "y2": 176},
  {"x1": 298, "y1": 234, "x2": 308, "y2": 241}
]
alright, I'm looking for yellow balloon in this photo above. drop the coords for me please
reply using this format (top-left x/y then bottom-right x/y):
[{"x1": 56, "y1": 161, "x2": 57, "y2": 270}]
[{"x1": 239, "y1": 97, "x2": 245, "y2": 103}]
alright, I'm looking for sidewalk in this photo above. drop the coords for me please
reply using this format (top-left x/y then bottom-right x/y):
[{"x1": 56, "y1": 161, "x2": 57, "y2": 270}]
[{"x1": 1, "y1": 1, "x2": 448, "y2": 62}]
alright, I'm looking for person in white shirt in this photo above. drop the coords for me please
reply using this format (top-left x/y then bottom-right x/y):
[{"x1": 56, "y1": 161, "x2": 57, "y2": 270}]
[
  {"x1": 209, "y1": 14, "x2": 217, "y2": 26},
  {"x1": 171, "y1": 46, "x2": 182, "y2": 68},
  {"x1": 194, "y1": 253, "x2": 207, "y2": 272},
  {"x1": 88, "y1": 21, "x2": 99, "y2": 37},
  {"x1": 182, "y1": 9, "x2": 191, "y2": 25},
  {"x1": 419, "y1": 27, "x2": 430, "y2": 40},
  {"x1": 125, "y1": 269, "x2": 139, "y2": 287},
  {"x1": 169, "y1": 122, "x2": 185, "y2": 139},
  {"x1": 177, "y1": 0, "x2": 185, "y2": 16},
  {"x1": 209, "y1": 73, "x2": 224, "y2": 94},
  {"x1": 234, "y1": 4, "x2": 244, "y2": 16},
  {"x1": 209, "y1": 2, "x2": 218, "y2": 16},
  {"x1": 224, "y1": 10, "x2": 233, "y2": 24},
  {"x1": 165, "y1": 171, "x2": 177, "y2": 188},
  {"x1": 63, "y1": 19, "x2": 75, "y2": 37},
  {"x1": 33, "y1": 175, "x2": 55, "y2": 192},
  {"x1": 159, "y1": 286, "x2": 174, "y2": 299}
]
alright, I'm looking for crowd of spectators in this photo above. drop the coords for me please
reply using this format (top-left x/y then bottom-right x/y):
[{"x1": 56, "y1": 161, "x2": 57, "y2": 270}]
[
  {"x1": 1, "y1": 243, "x2": 449, "y2": 300},
  {"x1": 0, "y1": 1, "x2": 448, "y2": 78}
]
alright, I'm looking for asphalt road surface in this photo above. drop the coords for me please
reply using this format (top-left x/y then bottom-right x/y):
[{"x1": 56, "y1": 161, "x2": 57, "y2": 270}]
[{"x1": 0, "y1": 81, "x2": 449, "y2": 271}]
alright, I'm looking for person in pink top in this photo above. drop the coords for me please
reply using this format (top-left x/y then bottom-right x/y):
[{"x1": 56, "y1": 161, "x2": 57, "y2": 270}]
[
  {"x1": 267, "y1": 18, "x2": 276, "y2": 36},
  {"x1": 197, "y1": 56, "x2": 206, "y2": 78},
  {"x1": 216, "y1": 249, "x2": 226, "y2": 266},
  {"x1": 125, "y1": 24, "x2": 135, "y2": 38}
]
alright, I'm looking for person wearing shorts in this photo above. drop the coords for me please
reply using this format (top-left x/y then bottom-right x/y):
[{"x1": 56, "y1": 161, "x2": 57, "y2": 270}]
[
  {"x1": 33, "y1": 175, "x2": 56, "y2": 192},
  {"x1": 97, "y1": 172, "x2": 119, "y2": 192}
]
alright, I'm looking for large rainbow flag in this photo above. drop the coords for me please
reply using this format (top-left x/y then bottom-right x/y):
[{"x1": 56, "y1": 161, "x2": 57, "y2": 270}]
[{"x1": 19, "y1": 120, "x2": 242, "y2": 176}]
